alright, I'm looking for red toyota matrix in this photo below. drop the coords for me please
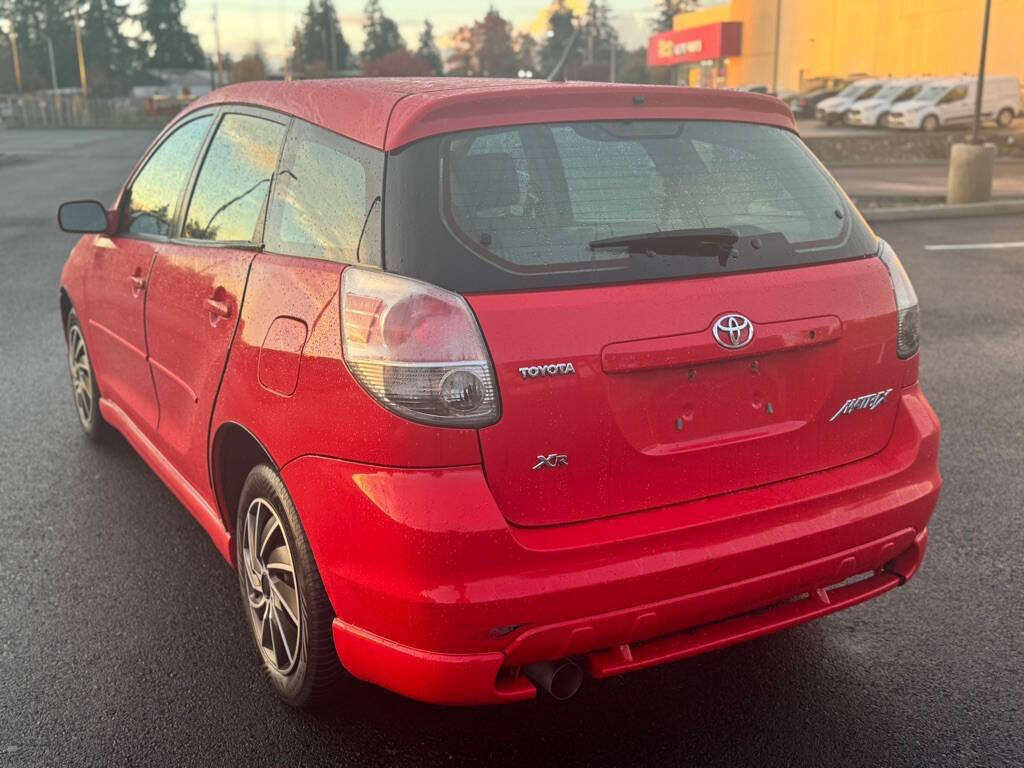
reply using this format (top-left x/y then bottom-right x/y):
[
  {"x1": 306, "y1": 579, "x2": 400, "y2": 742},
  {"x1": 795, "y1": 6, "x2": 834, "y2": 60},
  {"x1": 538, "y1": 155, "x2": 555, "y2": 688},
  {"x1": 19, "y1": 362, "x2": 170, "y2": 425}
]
[{"x1": 57, "y1": 79, "x2": 940, "y2": 706}]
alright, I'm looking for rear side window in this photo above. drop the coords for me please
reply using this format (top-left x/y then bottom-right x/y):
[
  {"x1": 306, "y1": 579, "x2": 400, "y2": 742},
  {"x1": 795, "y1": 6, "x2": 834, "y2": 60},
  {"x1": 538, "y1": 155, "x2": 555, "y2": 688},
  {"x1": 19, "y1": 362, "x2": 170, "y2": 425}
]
[
  {"x1": 182, "y1": 114, "x2": 285, "y2": 242},
  {"x1": 264, "y1": 120, "x2": 384, "y2": 263},
  {"x1": 445, "y1": 121, "x2": 846, "y2": 271},
  {"x1": 121, "y1": 115, "x2": 210, "y2": 237}
]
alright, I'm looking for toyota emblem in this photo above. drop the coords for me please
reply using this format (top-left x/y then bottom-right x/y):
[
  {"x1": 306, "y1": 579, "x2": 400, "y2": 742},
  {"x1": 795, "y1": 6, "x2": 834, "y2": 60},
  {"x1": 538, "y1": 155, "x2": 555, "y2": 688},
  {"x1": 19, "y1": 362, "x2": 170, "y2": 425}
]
[{"x1": 712, "y1": 313, "x2": 754, "y2": 350}]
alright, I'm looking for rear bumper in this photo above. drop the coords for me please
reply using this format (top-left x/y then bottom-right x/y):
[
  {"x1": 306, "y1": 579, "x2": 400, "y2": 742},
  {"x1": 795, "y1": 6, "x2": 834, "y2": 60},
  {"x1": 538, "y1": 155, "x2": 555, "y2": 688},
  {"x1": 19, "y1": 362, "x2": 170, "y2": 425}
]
[{"x1": 282, "y1": 385, "x2": 940, "y2": 705}]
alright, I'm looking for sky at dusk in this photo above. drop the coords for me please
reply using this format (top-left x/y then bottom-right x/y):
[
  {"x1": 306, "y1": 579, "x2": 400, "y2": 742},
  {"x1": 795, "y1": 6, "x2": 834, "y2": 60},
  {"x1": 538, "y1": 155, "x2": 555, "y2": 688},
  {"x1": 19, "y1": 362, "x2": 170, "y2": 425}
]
[{"x1": 173, "y1": 0, "x2": 668, "y2": 68}]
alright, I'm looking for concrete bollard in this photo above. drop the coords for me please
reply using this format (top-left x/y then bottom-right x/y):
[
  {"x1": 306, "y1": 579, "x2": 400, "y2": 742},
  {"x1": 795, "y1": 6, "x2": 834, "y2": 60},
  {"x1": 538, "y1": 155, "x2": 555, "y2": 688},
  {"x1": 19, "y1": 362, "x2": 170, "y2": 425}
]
[{"x1": 947, "y1": 142, "x2": 996, "y2": 204}]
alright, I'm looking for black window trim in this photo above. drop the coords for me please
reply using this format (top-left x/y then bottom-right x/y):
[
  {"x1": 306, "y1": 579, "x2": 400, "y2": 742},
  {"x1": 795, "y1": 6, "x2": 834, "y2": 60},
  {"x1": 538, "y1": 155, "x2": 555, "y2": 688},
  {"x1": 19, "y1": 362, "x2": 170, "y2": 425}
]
[
  {"x1": 260, "y1": 115, "x2": 386, "y2": 268},
  {"x1": 116, "y1": 107, "x2": 220, "y2": 244},
  {"x1": 170, "y1": 104, "x2": 290, "y2": 250}
]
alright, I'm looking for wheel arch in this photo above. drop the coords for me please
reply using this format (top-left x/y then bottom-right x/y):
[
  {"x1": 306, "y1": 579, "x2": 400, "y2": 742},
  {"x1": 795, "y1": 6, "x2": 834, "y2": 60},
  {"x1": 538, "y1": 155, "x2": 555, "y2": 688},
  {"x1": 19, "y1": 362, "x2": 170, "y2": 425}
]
[
  {"x1": 211, "y1": 421, "x2": 278, "y2": 554},
  {"x1": 60, "y1": 288, "x2": 73, "y2": 336}
]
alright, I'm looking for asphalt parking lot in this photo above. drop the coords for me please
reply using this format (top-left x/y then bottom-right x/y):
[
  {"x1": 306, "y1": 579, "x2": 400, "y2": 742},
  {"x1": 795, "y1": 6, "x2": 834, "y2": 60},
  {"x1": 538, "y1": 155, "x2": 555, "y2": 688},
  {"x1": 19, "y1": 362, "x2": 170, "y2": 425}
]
[{"x1": 1, "y1": 130, "x2": 1022, "y2": 767}]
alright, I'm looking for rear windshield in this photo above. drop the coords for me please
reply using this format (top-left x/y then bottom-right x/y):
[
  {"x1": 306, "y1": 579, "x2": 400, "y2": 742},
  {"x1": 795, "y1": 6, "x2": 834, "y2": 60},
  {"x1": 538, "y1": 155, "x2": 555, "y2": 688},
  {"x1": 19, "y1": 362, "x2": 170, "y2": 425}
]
[{"x1": 383, "y1": 120, "x2": 876, "y2": 293}]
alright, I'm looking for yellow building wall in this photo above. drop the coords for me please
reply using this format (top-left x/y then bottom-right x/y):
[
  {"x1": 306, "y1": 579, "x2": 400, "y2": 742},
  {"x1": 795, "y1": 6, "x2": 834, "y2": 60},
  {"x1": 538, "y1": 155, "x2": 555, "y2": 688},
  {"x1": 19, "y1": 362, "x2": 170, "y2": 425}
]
[{"x1": 673, "y1": 0, "x2": 1024, "y2": 91}]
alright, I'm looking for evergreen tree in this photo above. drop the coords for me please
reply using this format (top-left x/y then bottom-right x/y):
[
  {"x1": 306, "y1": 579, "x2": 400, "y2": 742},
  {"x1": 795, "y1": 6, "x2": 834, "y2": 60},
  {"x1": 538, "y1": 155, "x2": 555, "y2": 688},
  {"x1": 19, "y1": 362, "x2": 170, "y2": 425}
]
[
  {"x1": 584, "y1": 0, "x2": 617, "y2": 64},
  {"x1": 362, "y1": 0, "x2": 405, "y2": 64},
  {"x1": 515, "y1": 32, "x2": 538, "y2": 75},
  {"x1": 140, "y1": 0, "x2": 205, "y2": 69},
  {"x1": 415, "y1": 20, "x2": 442, "y2": 75},
  {"x1": 81, "y1": 0, "x2": 138, "y2": 94},
  {"x1": 1, "y1": 0, "x2": 81, "y2": 91},
  {"x1": 476, "y1": 9, "x2": 518, "y2": 78},
  {"x1": 292, "y1": 0, "x2": 349, "y2": 75},
  {"x1": 650, "y1": 0, "x2": 697, "y2": 33},
  {"x1": 540, "y1": 1, "x2": 581, "y2": 78}
]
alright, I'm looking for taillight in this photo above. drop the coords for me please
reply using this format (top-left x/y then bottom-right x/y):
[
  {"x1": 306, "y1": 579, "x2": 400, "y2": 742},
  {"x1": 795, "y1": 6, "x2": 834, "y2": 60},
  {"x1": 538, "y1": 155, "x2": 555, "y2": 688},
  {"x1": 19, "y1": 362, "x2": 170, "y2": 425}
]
[
  {"x1": 878, "y1": 240, "x2": 920, "y2": 359},
  {"x1": 340, "y1": 267, "x2": 500, "y2": 427}
]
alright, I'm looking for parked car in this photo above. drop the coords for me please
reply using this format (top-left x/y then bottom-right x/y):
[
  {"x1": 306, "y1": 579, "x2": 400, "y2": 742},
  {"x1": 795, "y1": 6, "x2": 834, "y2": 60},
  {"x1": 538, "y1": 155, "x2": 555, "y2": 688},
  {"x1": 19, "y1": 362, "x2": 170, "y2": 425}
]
[
  {"x1": 815, "y1": 78, "x2": 885, "y2": 124},
  {"x1": 846, "y1": 77, "x2": 934, "y2": 127},
  {"x1": 787, "y1": 85, "x2": 842, "y2": 118},
  {"x1": 57, "y1": 79, "x2": 941, "y2": 707},
  {"x1": 888, "y1": 75, "x2": 1021, "y2": 130}
]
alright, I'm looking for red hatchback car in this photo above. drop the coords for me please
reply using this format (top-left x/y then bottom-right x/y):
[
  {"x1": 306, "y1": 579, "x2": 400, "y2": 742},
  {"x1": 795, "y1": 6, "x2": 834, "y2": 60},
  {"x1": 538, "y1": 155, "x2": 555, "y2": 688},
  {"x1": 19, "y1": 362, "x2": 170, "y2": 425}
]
[{"x1": 57, "y1": 79, "x2": 940, "y2": 706}]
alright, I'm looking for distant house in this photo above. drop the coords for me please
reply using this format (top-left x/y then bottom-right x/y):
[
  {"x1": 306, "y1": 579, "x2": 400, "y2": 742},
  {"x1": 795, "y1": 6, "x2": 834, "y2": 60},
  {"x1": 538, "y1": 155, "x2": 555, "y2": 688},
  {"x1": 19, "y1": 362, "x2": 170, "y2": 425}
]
[{"x1": 130, "y1": 69, "x2": 214, "y2": 100}]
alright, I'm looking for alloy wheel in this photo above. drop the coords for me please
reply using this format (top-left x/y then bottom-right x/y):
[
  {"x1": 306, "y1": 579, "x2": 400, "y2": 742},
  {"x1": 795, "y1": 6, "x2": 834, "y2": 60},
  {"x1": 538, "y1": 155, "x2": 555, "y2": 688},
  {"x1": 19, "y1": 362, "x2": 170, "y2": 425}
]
[
  {"x1": 241, "y1": 497, "x2": 303, "y2": 675},
  {"x1": 67, "y1": 324, "x2": 94, "y2": 427}
]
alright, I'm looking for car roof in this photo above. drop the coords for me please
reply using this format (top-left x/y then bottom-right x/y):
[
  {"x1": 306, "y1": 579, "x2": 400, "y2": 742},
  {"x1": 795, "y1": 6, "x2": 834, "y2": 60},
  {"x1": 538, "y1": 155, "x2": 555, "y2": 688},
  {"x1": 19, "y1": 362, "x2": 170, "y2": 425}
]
[{"x1": 184, "y1": 77, "x2": 797, "y2": 151}]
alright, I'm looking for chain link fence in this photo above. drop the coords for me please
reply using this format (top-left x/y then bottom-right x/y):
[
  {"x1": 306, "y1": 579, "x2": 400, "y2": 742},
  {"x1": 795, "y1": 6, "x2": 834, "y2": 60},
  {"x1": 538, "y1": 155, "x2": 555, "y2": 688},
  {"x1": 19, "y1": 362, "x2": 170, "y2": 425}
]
[{"x1": 0, "y1": 92, "x2": 175, "y2": 129}]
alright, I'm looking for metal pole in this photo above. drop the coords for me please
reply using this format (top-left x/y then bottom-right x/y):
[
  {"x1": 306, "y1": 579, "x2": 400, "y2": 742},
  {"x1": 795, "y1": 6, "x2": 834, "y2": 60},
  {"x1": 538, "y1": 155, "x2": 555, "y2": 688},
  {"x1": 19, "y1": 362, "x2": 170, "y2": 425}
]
[
  {"x1": 771, "y1": 0, "x2": 782, "y2": 93},
  {"x1": 73, "y1": 8, "x2": 88, "y2": 97},
  {"x1": 609, "y1": 42, "x2": 616, "y2": 83},
  {"x1": 213, "y1": 4, "x2": 224, "y2": 86},
  {"x1": 9, "y1": 32, "x2": 22, "y2": 93},
  {"x1": 46, "y1": 35, "x2": 59, "y2": 90},
  {"x1": 971, "y1": 0, "x2": 992, "y2": 144}
]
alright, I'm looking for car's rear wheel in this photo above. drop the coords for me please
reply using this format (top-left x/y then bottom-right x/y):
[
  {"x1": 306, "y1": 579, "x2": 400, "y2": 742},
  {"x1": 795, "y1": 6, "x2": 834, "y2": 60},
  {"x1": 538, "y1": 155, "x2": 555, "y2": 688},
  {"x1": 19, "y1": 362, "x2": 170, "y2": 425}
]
[
  {"x1": 236, "y1": 464, "x2": 348, "y2": 707},
  {"x1": 996, "y1": 107, "x2": 1014, "y2": 128},
  {"x1": 921, "y1": 115, "x2": 939, "y2": 132},
  {"x1": 65, "y1": 309, "x2": 108, "y2": 441}
]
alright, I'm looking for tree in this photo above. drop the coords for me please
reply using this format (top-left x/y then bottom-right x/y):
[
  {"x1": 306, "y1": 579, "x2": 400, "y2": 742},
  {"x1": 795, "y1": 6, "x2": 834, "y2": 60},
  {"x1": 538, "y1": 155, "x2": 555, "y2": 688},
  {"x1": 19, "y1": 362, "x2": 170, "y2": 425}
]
[
  {"x1": 443, "y1": 9, "x2": 517, "y2": 78},
  {"x1": 476, "y1": 9, "x2": 518, "y2": 77},
  {"x1": 292, "y1": 0, "x2": 350, "y2": 75},
  {"x1": 577, "y1": 0, "x2": 617, "y2": 81},
  {"x1": 0, "y1": 0, "x2": 82, "y2": 91},
  {"x1": 650, "y1": 0, "x2": 697, "y2": 34},
  {"x1": 515, "y1": 32, "x2": 538, "y2": 76},
  {"x1": 362, "y1": 48, "x2": 433, "y2": 77},
  {"x1": 230, "y1": 50, "x2": 267, "y2": 83},
  {"x1": 81, "y1": 0, "x2": 138, "y2": 95},
  {"x1": 540, "y1": 0, "x2": 581, "y2": 79},
  {"x1": 362, "y1": 0, "x2": 406, "y2": 65},
  {"x1": 415, "y1": 20, "x2": 441, "y2": 75},
  {"x1": 140, "y1": 0, "x2": 205, "y2": 69}
]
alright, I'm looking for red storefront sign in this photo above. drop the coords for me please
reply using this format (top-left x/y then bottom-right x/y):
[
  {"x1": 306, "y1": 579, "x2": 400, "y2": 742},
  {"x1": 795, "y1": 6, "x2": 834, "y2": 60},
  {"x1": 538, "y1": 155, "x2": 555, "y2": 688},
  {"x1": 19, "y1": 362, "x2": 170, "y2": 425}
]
[{"x1": 647, "y1": 21, "x2": 743, "y2": 67}]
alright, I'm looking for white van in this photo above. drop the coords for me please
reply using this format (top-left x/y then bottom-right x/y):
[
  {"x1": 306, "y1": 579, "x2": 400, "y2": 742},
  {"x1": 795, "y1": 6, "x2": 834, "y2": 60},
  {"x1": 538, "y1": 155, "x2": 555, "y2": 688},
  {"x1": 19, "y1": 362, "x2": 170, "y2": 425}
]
[
  {"x1": 888, "y1": 75, "x2": 1021, "y2": 131},
  {"x1": 846, "y1": 78, "x2": 934, "y2": 127},
  {"x1": 815, "y1": 78, "x2": 885, "y2": 125}
]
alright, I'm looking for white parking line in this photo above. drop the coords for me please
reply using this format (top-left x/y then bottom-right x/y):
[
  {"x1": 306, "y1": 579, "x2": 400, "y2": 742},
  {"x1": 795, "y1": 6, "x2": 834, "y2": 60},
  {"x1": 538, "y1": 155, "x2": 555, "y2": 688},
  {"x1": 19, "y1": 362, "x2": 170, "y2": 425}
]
[{"x1": 924, "y1": 242, "x2": 1024, "y2": 251}]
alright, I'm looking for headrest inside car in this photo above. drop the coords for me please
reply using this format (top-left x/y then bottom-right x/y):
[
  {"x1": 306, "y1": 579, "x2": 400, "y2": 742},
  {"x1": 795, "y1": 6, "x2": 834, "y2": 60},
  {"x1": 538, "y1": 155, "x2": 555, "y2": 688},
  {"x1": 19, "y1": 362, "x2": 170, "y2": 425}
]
[{"x1": 451, "y1": 152, "x2": 521, "y2": 211}]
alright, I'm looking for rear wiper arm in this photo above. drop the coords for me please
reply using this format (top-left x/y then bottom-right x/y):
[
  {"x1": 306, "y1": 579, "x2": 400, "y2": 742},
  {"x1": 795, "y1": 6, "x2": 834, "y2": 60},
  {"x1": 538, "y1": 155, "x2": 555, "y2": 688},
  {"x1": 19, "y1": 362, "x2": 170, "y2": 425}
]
[{"x1": 588, "y1": 227, "x2": 740, "y2": 254}]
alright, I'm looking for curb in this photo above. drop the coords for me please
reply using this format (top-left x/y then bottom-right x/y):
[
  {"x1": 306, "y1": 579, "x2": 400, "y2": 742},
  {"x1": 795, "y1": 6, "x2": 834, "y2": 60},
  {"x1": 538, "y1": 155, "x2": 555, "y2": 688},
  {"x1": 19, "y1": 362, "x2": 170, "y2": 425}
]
[{"x1": 863, "y1": 198, "x2": 1024, "y2": 223}]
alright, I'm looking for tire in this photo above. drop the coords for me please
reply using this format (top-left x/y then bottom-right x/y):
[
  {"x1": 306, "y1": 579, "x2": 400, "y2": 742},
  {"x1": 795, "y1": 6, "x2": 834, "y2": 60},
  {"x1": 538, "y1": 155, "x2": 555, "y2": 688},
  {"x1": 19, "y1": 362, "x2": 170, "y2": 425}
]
[
  {"x1": 921, "y1": 115, "x2": 939, "y2": 132},
  {"x1": 235, "y1": 463, "x2": 348, "y2": 707},
  {"x1": 65, "y1": 309, "x2": 109, "y2": 441},
  {"x1": 877, "y1": 112, "x2": 889, "y2": 128},
  {"x1": 996, "y1": 107, "x2": 1014, "y2": 128}
]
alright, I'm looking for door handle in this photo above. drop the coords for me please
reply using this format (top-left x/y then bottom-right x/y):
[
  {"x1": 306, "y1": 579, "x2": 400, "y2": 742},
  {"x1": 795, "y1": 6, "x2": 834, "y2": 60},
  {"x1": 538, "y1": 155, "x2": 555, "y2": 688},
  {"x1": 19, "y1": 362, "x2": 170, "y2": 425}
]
[
  {"x1": 205, "y1": 298, "x2": 232, "y2": 319},
  {"x1": 129, "y1": 275, "x2": 146, "y2": 291}
]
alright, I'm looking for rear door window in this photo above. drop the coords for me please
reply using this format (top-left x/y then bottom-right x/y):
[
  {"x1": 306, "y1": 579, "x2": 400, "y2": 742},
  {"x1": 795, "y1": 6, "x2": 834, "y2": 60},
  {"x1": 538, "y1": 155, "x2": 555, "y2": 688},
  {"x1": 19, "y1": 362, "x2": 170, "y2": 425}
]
[
  {"x1": 182, "y1": 114, "x2": 286, "y2": 242},
  {"x1": 264, "y1": 120, "x2": 384, "y2": 263}
]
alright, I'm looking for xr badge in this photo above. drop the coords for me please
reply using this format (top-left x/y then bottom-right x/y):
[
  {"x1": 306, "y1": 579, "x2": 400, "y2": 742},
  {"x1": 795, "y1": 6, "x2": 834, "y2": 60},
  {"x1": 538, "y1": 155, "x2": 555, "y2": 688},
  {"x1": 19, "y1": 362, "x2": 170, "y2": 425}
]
[{"x1": 532, "y1": 453, "x2": 568, "y2": 470}]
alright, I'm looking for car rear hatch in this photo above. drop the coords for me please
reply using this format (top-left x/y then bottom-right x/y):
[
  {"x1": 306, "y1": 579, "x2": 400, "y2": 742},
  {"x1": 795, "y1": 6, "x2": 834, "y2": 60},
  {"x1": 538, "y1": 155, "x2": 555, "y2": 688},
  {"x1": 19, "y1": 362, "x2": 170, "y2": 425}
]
[{"x1": 383, "y1": 116, "x2": 898, "y2": 527}]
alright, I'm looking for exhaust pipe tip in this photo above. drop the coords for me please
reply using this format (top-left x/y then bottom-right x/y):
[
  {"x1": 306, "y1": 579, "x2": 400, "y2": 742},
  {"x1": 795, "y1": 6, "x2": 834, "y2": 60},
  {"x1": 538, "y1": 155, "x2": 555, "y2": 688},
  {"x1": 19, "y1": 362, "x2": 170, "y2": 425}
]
[{"x1": 522, "y1": 659, "x2": 583, "y2": 701}]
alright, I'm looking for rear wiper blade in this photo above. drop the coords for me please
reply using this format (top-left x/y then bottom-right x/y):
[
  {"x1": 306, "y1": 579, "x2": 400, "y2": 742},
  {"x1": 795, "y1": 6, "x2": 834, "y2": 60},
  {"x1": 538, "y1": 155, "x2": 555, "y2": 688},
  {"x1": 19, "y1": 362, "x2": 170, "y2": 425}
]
[{"x1": 589, "y1": 227, "x2": 740, "y2": 253}]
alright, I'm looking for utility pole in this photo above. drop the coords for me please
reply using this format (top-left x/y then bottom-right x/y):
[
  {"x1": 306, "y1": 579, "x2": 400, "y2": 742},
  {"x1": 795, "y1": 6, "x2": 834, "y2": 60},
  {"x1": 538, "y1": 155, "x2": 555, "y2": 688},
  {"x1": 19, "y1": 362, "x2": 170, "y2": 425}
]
[
  {"x1": 45, "y1": 35, "x2": 59, "y2": 90},
  {"x1": 771, "y1": 0, "x2": 782, "y2": 94},
  {"x1": 212, "y1": 3, "x2": 224, "y2": 87},
  {"x1": 73, "y1": 7, "x2": 88, "y2": 97},
  {"x1": 971, "y1": 0, "x2": 992, "y2": 144},
  {"x1": 8, "y1": 31, "x2": 22, "y2": 93},
  {"x1": 609, "y1": 43, "x2": 616, "y2": 83}
]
